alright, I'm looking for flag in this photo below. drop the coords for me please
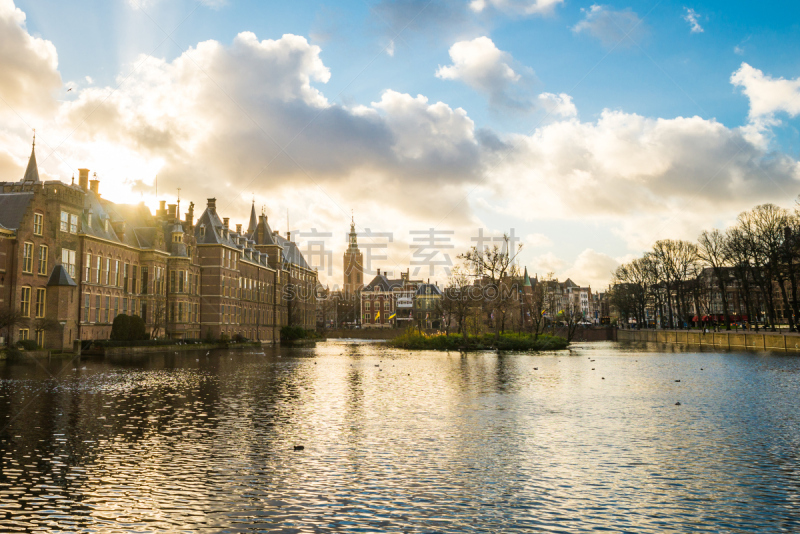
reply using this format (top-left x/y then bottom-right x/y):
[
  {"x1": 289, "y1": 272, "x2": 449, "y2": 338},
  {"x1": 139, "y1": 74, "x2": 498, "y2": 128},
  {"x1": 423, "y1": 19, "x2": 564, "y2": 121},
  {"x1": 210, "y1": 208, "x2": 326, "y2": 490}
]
[
  {"x1": 375, "y1": 311, "x2": 380, "y2": 321},
  {"x1": 389, "y1": 313, "x2": 396, "y2": 320}
]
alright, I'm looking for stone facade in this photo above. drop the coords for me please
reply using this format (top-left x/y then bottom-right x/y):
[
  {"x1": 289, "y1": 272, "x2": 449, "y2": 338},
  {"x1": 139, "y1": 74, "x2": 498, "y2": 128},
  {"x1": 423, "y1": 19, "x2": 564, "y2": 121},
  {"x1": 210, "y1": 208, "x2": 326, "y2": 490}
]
[{"x1": 0, "y1": 143, "x2": 317, "y2": 350}]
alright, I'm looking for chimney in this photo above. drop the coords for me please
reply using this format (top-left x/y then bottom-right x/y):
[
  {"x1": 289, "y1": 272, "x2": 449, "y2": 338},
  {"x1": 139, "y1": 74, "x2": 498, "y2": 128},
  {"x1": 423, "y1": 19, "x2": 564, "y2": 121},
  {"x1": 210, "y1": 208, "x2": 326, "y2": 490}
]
[
  {"x1": 78, "y1": 168, "x2": 89, "y2": 191},
  {"x1": 89, "y1": 173, "x2": 100, "y2": 195},
  {"x1": 236, "y1": 223, "x2": 242, "y2": 234},
  {"x1": 185, "y1": 202, "x2": 194, "y2": 227},
  {"x1": 207, "y1": 198, "x2": 216, "y2": 212},
  {"x1": 377, "y1": 268, "x2": 381, "y2": 276},
  {"x1": 223, "y1": 217, "x2": 229, "y2": 229},
  {"x1": 287, "y1": 231, "x2": 291, "y2": 241},
  {"x1": 168, "y1": 204, "x2": 177, "y2": 218},
  {"x1": 158, "y1": 200, "x2": 166, "y2": 216}
]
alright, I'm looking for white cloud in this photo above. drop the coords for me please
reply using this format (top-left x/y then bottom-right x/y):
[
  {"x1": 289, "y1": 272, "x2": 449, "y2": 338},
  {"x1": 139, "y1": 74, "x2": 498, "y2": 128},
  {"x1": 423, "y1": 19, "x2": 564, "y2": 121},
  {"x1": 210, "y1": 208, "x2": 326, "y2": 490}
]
[
  {"x1": 683, "y1": 8, "x2": 704, "y2": 33},
  {"x1": 469, "y1": 0, "x2": 564, "y2": 15},
  {"x1": 538, "y1": 92, "x2": 577, "y2": 118},
  {"x1": 734, "y1": 45, "x2": 744, "y2": 55},
  {"x1": 731, "y1": 62, "x2": 800, "y2": 120},
  {"x1": 562, "y1": 249, "x2": 620, "y2": 289},
  {"x1": 386, "y1": 39, "x2": 395, "y2": 57},
  {"x1": 0, "y1": 0, "x2": 61, "y2": 114},
  {"x1": 525, "y1": 232, "x2": 552, "y2": 247},
  {"x1": 572, "y1": 4, "x2": 646, "y2": 48},
  {"x1": 436, "y1": 36, "x2": 534, "y2": 110}
]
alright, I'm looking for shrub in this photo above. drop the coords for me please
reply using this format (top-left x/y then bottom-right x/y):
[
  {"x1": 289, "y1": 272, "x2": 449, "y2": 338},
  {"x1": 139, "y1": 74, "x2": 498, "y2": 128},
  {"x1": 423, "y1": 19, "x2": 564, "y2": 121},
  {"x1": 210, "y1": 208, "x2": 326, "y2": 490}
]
[
  {"x1": 15, "y1": 339, "x2": 39, "y2": 351},
  {"x1": 233, "y1": 333, "x2": 248, "y2": 343},
  {"x1": 129, "y1": 315, "x2": 147, "y2": 340},
  {"x1": 280, "y1": 326, "x2": 321, "y2": 341},
  {"x1": 110, "y1": 314, "x2": 131, "y2": 341}
]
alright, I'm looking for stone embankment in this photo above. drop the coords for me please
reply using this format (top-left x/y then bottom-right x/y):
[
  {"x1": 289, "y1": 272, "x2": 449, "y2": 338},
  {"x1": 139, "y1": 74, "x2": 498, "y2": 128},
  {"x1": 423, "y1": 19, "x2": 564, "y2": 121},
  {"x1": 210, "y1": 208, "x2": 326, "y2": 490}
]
[{"x1": 617, "y1": 328, "x2": 800, "y2": 352}]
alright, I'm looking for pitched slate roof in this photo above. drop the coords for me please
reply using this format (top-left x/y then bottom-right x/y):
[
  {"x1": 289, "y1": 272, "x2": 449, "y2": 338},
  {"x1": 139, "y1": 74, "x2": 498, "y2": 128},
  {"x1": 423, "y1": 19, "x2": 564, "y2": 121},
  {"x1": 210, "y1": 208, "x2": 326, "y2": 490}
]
[
  {"x1": 415, "y1": 283, "x2": 442, "y2": 296},
  {"x1": 0, "y1": 192, "x2": 34, "y2": 230},
  {"x1": 250, "y1": 214, "x2": 277, "y2": 246},
  {"x1": 47, "y1": 264, "x2": 77, "y2": 287},
  {"x1": 247, "y1": 202, "x2": 258, "y2": 235},
  {"x1": 363, "y1": 274, "x2": 406, "y2": 291},
  {"x1": 273, "y1": 234, "x2": 311, "y2": 269}
]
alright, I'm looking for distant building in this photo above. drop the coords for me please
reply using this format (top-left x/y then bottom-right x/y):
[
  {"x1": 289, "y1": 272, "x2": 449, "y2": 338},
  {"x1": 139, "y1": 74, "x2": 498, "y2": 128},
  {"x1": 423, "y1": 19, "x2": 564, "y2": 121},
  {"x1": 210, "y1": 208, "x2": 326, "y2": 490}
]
[
  {"x1": 343, "y1": 217, "x2": 363, "y2": 295},
  {"x1": 0, "y1": 140, "x2": 316, "y2": 349}
]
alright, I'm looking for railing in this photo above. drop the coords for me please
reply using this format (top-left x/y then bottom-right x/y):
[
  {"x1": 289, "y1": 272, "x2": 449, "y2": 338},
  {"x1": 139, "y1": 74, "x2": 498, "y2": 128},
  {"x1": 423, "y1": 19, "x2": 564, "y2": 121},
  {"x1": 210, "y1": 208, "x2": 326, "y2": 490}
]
[{"x1": 617, "y1": 328, "x2": 800, "y2": 352}]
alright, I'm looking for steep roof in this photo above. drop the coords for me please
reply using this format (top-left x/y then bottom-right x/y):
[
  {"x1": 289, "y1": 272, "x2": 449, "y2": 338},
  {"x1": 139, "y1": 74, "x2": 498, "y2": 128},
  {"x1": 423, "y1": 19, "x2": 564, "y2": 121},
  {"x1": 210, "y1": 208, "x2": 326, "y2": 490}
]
[
  {"x1": 22, "y1": 142, "x2": 39, "y2": 183},
  {"x1": 250, "y1": 214, "x2": 277, "y2": 246},
  {"x1": 247, "y1": 202, "x2": 258, "y2": 235},
  {"x1": 47, "y1": 264, "x2": 77, "y2": 287},
  {"x1": 364, "y1": 274, "x2": 406, "y2": 292},
  {"x1": 274, "y1": 234, "x2": 310, "y2": 269},
  {"x1": 415, "y1": 283, "x2": 442, "y2": 296},
  {"x1": 0, "y1": 192, "x2": 34, "y2": 230}
]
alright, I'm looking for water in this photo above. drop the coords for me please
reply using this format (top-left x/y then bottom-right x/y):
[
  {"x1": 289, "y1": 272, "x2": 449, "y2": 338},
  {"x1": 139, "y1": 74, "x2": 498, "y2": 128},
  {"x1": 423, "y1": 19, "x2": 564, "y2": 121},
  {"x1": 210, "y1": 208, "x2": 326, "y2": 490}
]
[{"x1": 1, "y1": 340, "x2": 800, "y2": 533}]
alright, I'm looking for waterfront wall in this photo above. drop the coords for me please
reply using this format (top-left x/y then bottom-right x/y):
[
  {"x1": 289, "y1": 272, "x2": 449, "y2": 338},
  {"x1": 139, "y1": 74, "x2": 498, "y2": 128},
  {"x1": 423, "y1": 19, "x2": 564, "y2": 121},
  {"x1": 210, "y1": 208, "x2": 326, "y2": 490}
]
[{"x1": 617, "y1": 329, "x2": 800, "y2": 352}]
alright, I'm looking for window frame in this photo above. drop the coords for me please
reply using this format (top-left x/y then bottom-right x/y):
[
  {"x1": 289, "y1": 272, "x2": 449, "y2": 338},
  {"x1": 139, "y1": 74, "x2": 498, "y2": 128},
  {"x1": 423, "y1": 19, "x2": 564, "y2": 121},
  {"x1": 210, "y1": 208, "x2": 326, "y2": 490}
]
[
  {"x1": 22, "y1": 242, "x2": 34, "y2": 273},
  {"x1": 33, "y1": 213, "x2": 43, "y2": 236}
]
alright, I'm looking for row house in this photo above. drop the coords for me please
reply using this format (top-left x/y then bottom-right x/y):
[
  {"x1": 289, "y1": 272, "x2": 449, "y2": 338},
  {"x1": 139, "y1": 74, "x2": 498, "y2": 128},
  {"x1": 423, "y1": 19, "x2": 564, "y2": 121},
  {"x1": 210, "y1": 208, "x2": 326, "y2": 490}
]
[{"x1": 0, "y1": 141, "x2": 317, "y2": 350}]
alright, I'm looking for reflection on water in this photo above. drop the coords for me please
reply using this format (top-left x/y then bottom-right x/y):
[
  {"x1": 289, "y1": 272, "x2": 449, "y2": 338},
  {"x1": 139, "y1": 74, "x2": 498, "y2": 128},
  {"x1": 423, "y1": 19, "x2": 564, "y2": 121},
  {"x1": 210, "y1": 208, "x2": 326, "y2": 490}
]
[{"x1": 1, "y1": 341, "x2": 800, "y2": 532}]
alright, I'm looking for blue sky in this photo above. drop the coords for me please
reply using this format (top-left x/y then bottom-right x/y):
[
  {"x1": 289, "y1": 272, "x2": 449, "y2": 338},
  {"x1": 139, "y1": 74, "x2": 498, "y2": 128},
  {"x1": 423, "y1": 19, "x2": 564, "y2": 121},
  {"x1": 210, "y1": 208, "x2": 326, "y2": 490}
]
[{"x1": 3, "y1": 0, "x2": 800, "y2": 288}]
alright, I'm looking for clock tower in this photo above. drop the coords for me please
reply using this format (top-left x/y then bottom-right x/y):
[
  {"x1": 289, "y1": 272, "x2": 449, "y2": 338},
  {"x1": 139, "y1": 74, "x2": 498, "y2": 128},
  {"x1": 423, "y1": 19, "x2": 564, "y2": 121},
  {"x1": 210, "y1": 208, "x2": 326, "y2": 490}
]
[{"x1": 343, "y1": 216, "x2": 363, "y2": 294}]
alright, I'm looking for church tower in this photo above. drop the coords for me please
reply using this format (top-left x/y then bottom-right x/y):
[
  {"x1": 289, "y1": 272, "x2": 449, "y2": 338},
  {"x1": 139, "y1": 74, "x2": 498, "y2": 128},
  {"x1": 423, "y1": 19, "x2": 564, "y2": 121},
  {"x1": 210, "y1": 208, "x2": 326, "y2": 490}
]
[{"x1": 343, "y1": 216, "x2": 363, "y2": 294}]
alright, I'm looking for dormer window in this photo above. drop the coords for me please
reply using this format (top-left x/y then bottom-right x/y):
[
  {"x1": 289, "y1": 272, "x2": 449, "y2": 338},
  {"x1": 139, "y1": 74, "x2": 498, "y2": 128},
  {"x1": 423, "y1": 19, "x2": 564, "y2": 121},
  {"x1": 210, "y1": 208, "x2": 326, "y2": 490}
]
[{"x1": 199, "y1": 225, "x2": 206, "y2": 237}]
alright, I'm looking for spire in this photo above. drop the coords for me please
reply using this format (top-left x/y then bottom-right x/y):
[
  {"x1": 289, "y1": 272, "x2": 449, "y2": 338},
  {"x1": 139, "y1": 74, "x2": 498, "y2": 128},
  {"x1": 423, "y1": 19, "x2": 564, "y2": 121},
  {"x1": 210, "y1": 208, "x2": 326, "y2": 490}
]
[
  {"x1": 523, "y1": 266, "x2": 531, "y2": 287},
  {"x1": 22, "y1": 133, "x2": 39, "y2": 183},
  {"x1": 248, "y1": 200, "x2": 258, "y2": 235},
  {"x1": 347, "y1": 214, "x2": 358, "y2": 251}
]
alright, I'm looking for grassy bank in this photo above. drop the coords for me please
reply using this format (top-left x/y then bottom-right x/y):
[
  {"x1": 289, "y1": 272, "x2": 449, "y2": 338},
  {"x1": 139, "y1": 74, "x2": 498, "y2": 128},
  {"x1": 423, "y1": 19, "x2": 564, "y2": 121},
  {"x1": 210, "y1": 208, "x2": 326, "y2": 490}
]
[{"x1": 387, "y1": 332, "x2": 569, "y2": 351}]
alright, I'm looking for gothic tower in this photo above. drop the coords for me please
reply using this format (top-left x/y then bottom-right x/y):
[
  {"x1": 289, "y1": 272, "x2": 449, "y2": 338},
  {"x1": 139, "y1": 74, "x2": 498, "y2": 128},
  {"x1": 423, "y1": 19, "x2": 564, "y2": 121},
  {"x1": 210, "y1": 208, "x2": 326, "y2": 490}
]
[{"x1": 343, "y1": 216, "x2": 363, "y2": 294}]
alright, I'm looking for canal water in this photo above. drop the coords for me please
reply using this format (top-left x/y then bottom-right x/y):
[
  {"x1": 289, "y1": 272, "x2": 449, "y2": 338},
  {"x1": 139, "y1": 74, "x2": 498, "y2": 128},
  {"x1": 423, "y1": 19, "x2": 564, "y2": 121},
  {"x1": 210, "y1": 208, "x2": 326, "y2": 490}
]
[{"x1": 1, "y1": 340, "x2": 799, "y2": 533}]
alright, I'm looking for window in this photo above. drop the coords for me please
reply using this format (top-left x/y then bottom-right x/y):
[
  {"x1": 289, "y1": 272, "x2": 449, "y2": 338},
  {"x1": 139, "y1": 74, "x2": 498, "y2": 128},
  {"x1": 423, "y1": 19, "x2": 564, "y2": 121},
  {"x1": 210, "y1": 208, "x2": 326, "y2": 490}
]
[
  {"x1": 35, "y1": 288, "x2": 46, "y2": 318},
  {"x1": 132, "y1": 265, "x2": 138, "y2": 294},
  {"x1": 170, "y1": 270, "x2": 176, "y2": 292},
  {"x1": 141, "y1": 267, "x2": 149, "y2": 295},
  {"x1": 103, "y1": 258, "x2": 110, "y2": 285},
  {"x1": 123, "y1": 298, "x2": 128, "y2": 314},
  {"x1": 94, "y1": 256, "x2": 101, "y2": 283},
  {"x1": 114, "y1": 260, "x2": 120, "y2": 287},
  {"x1": 22, "y1": 242, "x2": 33, "y2": 273},
  {"x1": 62, "y1": 249, "x2": 76, "y2": 278},
  {"x1": 35, "y1": 329, "x2": 44, "y2": 348},
  {"x1": 104, "y1": 296, "x2": 110, "y2": 323},
  {"x1": 20, "y1": 287, "x2": 31, "y2": 317},
  {"x1": 70, "y1": 214, "x2": 78, "y2": 234},
  {"x1": 33, "y1": 213, "x2": 43, "y2": 235},
  {"x1": 60, "y1": 211, "x2": 69, "y2": 232},
  {"x1": 84, "y1": 294, "x2": 90, "y2": 322},
  {"x1": 19, "y1": 329, "x2": 29, "y2": 341},
  {"x1": 179, "y1": 271, "x2": 185, "y2": 293},
  {"x1": 37, "y1": 245, "x2": 48, "y2": 275},
  {"x1": 85, "y1": 254, "x2": 92, "y2": 282},
  {"x1": 365, "y1": 301, "x2": 371, "y2": 311},
  {"x1": 114, "y1": 297, "x2": 119, "y2": 320},
  {"x1": 95, "y1": 295, "x2": 100, "y2": 323},
  {"x1": 384, "y1": 301, "x2": 390, "y2": 311},
  {"x1": 123, "y1": 263, "x2": 129, "y2": 293}
]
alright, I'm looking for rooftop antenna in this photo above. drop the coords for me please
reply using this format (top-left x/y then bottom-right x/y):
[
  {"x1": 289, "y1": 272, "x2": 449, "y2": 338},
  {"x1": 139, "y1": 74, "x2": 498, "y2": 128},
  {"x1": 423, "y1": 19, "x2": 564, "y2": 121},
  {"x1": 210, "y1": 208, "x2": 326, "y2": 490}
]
[
  {"x1": 32, "y1": 128, "x2": 35, "y2": 148},
  {"x1": 177, "y1": 187, "x2": 181, "y2": 217}
]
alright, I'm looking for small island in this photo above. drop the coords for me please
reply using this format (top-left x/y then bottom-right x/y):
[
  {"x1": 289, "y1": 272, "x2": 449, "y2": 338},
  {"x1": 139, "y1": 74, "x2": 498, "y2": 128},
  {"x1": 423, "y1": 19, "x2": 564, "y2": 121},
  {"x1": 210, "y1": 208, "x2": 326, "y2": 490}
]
[{"x1": 387, "y1": 331, "x2": 568, "y2": 351}]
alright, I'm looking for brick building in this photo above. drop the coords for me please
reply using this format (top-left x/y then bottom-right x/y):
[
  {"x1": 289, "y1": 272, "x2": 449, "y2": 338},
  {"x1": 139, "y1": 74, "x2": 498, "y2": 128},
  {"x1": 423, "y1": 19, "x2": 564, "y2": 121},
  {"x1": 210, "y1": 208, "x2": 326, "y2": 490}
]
[{"x1": 0, "y1": 141, "x2": 316, "y2": 350}]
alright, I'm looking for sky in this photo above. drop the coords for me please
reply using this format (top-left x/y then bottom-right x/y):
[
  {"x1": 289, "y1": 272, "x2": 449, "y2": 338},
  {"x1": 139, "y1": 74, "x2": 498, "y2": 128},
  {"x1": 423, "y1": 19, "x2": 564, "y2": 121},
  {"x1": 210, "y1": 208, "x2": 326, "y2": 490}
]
[{"x1": 1, "y1": 0, "x2": 799, "y2": 290}]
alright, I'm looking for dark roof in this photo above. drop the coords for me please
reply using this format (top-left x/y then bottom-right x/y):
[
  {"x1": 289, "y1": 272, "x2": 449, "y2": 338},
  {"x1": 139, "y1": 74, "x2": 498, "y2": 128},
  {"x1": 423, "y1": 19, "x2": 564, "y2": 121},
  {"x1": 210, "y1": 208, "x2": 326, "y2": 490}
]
[
  {"x1": 247, "y1": 203, "x2": 258, "y2": 235},
  {"x1": 274, "y1": 234, "x2": 311, "y2": 269},
  {"x1": 22, "y1": 143, "x2": 39, "y2": 182},
  {"x1": 415, "y1": 283, "x2": 442, "y2": 296},
  {"x1": 0, "y1": 192, "x2": 34, "y2": 230},
  {"x1": 364, "y1": 274, "x2": 406, "y2": 292},
  {"x1": 250, "y1": 214, "x2": 277, "y2": 246},
  {"x1": 47, "y1": 264, "x2": 77, "y2": 287}
]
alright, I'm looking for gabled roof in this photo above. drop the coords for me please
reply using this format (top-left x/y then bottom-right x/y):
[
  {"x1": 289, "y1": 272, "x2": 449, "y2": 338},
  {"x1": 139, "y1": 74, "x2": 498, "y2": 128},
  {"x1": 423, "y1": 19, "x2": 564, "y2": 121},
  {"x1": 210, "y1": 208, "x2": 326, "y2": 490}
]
[
  {"x1": 0, "y1": 192, "x2": 34, "y2": 230},
  {"x1": 47, "y1": 264, "x2": 77, "y2": 287},
  {"x1": 250, "y1": 214, "x2": 277, "y2": 246},
  {"x1": 363, "y1": 274, "x2": 406, "y2": 291},
  {"x1": 194, "y1": 203, "x2": 239, "y2": 248},
  {"x1": 22, "y1": 142, "x2": 39, "y2": 183}
]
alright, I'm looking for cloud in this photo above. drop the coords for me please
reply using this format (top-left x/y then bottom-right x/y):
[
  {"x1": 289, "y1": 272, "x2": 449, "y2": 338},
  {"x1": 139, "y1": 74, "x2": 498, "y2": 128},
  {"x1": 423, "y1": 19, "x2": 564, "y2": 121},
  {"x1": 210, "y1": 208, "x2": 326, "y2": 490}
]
[
  {"x1": 683, "y1": 7, "x2": 703, "y2": 33},
  {"x1": 436, "y1": 37, "x2": 535, "y2": 110},
  {"x1": 468, "y1": 0, "x2": 563, "y2": 16},
  {"x1": 128, "y1": 0, "x2": 226, "y2": 9},
  {"x1": 572, "y1": 4, "x2": 646, "y2": 48},
  {"x1": 525, "y1": 232, "x2": 552, "y2": 247},
  {"x1": 484, "y1": 106, "x2": 800, "y2": 251},
  {"x1": 538, "y1": 92, "x2": 577, "y2": 118},
  {"x1": 0, "y1": 0, "x2": 61, "y2": 114},
  {"x1": 562, "y1": 249, "x2": 620, "y2": 289},
  {"x1": 731, "y1": 62, "x2": 800, "y2": 120}
]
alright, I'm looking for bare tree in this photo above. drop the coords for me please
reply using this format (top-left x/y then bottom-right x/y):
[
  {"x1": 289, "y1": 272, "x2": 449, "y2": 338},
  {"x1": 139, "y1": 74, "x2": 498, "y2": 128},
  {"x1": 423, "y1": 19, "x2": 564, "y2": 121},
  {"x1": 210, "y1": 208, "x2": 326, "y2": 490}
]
[
  {"x1": 459, "y1": 234, "x2": 522, "y2": 338},
  {"x1": 0, "y1": 307, "x2": 25, "y2": 346},
  {"x1": 652, "y1": 239, "x2": 699, "y2": 329},
  {"x1": 442, "y1": 266, "x2": 473, "y2": 340},
  {"x1": 697, "y1": 229, "x2": 733, "y2": 330}
]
